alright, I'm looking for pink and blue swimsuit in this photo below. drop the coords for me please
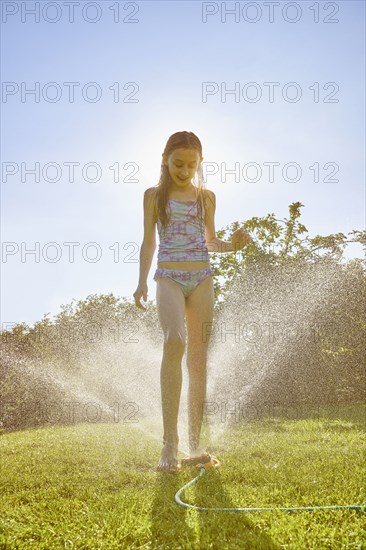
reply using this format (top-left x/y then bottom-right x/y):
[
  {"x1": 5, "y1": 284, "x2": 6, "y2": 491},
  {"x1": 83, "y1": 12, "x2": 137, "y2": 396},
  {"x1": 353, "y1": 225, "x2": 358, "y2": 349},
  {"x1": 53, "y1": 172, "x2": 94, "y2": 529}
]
[{"x1": 153, "y1": 196, "x2": 214, "y2": 298}]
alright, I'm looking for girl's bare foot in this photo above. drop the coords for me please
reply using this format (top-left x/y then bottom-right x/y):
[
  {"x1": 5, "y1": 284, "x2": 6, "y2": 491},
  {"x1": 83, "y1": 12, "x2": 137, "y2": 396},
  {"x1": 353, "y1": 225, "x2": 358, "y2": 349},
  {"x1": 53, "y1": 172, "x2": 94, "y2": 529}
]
[{"x1": 157, "y1": 441, "x2": 179, "y2": 472}]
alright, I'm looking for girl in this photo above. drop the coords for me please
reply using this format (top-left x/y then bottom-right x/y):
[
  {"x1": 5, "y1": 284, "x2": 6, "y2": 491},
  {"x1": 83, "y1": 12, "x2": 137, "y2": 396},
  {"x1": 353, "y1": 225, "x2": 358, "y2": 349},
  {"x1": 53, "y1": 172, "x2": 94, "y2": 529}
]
[{"x1": 133, "y1": 131, "x2": 250, "y2": 472}]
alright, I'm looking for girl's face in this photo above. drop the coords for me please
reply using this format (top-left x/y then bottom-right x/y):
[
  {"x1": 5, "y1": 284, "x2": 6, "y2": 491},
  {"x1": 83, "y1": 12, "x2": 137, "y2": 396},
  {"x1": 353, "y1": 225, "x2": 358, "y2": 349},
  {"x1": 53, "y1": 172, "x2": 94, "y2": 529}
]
[{"x1": 163, "y1": 148, "x2": 202, "y2": 189}]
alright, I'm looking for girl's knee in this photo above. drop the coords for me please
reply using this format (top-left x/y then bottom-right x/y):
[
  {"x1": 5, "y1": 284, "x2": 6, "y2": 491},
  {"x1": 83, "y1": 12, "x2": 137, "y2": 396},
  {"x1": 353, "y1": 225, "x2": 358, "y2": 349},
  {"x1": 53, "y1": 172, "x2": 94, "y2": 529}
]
[{"x1": 164, "y1": 331, "x2": 186, "y2": 353}]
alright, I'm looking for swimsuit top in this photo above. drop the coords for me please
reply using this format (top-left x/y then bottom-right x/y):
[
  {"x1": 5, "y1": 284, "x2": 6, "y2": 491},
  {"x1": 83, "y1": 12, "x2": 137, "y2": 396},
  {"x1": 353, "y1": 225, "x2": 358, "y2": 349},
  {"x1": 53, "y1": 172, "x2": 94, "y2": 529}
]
[{"x1": 156, "y1": 192, "x2": 209, "y2": 263}]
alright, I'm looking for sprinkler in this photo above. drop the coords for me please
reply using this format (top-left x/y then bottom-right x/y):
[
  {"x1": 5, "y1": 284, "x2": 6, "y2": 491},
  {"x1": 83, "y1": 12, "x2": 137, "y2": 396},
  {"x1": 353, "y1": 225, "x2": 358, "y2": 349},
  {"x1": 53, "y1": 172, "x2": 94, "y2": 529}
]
[{"x1": 180, "y1": 453, "x2": 221, "y2": 470}]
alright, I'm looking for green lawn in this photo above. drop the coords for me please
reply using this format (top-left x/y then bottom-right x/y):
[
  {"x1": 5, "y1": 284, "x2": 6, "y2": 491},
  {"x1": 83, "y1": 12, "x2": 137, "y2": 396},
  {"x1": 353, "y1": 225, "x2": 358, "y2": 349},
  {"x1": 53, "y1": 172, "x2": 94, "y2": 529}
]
[{"x1": 0, "y1": 404, "x2": 365, "y2": 549}]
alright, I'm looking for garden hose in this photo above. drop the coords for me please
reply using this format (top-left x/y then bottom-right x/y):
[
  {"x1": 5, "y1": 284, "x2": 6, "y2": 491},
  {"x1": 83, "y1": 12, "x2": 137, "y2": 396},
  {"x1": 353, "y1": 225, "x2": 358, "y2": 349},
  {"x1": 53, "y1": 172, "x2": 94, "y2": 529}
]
[{"x1": 175, "y1": 466, "x2": 366, "y2": 513}]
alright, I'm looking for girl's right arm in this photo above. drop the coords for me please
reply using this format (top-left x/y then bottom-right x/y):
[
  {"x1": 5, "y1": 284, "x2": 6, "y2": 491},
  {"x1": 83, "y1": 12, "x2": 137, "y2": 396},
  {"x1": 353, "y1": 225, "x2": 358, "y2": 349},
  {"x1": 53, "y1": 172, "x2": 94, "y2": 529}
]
[
  {"x1": 133, "y1": 189, "x2": 156, "y2": 309},
  {"x1": 138, "y1": 188, "x2": 157, "y2": 283}
]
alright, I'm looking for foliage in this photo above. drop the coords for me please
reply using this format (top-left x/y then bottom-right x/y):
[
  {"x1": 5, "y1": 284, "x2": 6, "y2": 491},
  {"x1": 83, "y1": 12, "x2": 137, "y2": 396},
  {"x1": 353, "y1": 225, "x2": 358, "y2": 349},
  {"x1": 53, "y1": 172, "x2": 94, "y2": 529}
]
[{"x1": 210, "y1": 201, "x2": 365, "y2": 303}]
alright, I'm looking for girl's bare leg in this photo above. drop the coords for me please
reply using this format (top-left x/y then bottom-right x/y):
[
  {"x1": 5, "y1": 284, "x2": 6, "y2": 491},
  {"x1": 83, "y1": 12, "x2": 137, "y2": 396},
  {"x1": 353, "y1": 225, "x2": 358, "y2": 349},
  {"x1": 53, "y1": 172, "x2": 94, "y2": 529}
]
[
  {"x1": 185, "y1": 275, "x2": 214, "y2": 456},
  {"x1": 156, "y1": 277, "x2": 186, "y2": 471}
]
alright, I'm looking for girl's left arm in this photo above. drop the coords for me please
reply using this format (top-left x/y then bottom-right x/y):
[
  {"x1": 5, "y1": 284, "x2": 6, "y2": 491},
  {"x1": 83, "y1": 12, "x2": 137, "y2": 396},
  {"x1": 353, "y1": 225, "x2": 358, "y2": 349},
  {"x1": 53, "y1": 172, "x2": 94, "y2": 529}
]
[{"x1": 204, "y1": 190, "x2": 251, "y2": 253}]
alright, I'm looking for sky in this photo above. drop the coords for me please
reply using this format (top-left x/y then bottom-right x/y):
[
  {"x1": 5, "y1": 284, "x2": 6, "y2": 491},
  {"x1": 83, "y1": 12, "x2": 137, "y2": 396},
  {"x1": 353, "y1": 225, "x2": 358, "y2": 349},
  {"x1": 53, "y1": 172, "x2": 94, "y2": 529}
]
[{"x1": 1, "y1": 0, "x2": 365, "y2": 328}]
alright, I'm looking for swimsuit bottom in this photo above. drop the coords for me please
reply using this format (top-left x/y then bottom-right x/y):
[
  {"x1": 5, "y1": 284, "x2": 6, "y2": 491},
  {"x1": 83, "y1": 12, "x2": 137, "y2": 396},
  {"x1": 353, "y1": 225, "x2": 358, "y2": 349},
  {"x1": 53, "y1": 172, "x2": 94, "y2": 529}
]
[{"x1": 153, "y1": 267, "x2": 214, "y2": 299}]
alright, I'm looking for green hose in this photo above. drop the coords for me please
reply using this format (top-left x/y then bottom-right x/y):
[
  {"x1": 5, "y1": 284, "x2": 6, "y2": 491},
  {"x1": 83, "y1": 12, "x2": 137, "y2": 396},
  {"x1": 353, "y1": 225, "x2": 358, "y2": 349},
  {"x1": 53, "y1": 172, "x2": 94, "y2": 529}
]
[{"x1": 175, "y1": 467, "x2": 366, "y2": 512}]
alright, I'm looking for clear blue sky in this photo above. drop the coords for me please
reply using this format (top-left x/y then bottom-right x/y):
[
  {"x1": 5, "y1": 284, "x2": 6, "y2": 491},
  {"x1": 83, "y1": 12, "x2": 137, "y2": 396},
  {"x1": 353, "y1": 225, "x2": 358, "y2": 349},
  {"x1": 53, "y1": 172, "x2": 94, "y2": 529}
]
[{"x1": 1, "y1": 0, "x2": 365, "y2": 327}]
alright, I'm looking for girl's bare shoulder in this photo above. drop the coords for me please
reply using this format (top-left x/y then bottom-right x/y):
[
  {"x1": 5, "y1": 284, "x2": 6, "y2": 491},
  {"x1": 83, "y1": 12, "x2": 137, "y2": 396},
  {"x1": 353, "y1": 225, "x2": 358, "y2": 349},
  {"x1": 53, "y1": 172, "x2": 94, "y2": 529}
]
[
  {"x1": 144, "y1": 187, "x2": 158, "y2": 199},
  {"x1": 143, "y1": 188, "x2": 159, "y2": 209},
  {"x1": 203, "y1": 188, "x2": 216, "y2": 205}
]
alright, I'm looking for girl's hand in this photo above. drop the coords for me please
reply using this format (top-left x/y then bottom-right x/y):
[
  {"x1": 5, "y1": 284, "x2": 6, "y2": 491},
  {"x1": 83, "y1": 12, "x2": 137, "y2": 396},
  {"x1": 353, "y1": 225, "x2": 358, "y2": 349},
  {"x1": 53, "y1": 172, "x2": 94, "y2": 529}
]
[
  {"x1": 133, "y1": 283, "x2": 148, "y2": 310},
  {"x1": 231, "y1": 228, "x2": 251, "y2": 251}
]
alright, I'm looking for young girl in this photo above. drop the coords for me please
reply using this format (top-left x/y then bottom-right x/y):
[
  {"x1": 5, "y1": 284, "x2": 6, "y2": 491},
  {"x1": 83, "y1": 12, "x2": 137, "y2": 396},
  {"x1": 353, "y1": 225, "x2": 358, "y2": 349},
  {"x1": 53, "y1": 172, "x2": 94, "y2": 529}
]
[{"x1": 133, "y1": 131, "x2": 250, "y2": 472}]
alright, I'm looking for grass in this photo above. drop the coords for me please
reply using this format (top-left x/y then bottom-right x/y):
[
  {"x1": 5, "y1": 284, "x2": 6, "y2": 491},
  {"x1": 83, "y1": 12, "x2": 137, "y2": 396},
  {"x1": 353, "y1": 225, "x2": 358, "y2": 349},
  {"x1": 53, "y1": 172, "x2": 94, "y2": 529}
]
[{"x1": 0, "y1": 403, "x2": 365, "y2": 549}]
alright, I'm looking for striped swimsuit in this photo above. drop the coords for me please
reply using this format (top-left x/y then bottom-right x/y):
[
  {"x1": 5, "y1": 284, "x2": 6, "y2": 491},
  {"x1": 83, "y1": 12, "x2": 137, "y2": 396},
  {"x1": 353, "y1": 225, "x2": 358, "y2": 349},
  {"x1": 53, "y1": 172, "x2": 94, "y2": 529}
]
[{"x1": 153, "y1": 193, "x2": 213, "y2": 298}]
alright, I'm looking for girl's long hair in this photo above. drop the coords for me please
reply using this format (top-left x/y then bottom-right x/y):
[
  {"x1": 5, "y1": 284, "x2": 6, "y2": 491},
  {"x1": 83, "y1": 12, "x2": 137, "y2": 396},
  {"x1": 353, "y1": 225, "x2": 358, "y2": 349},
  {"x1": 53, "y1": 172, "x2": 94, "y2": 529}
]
[{"x1": 152, "y1": 131, "x2": 208, "y2": 230}]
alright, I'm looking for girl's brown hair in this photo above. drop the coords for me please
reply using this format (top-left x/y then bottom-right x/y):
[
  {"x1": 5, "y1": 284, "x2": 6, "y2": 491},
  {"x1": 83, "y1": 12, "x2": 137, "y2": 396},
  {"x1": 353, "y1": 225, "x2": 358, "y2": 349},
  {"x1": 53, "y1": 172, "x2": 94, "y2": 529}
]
[{"x1": 152, "y1": 131, "x2": 208, "y2": 230}]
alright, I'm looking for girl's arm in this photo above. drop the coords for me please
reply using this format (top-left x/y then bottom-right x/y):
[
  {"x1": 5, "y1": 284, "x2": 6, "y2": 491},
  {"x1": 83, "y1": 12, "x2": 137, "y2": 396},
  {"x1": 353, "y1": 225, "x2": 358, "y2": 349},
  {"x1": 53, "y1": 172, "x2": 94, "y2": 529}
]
[
  {"x1": 204, "y1": 190, "x2": 251, "y2": 253},
  {"x1": 138, "y1": 188, "x2": 156, "y2": 284}
]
